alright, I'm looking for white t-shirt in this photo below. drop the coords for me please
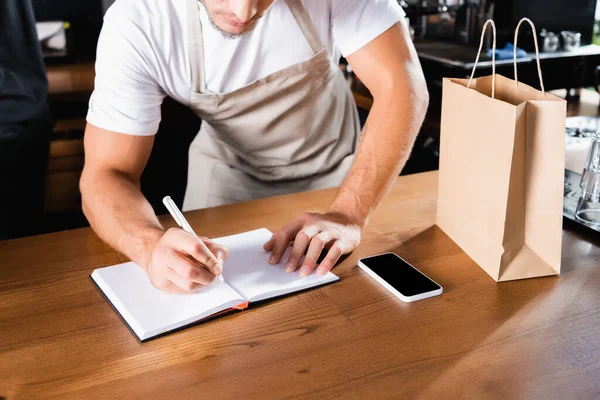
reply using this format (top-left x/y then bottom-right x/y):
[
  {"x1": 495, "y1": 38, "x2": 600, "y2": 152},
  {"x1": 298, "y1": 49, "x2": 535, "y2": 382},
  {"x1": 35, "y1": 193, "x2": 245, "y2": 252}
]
[{"x1": 87, "y1": 0, "x2": 406, "y2": 136}]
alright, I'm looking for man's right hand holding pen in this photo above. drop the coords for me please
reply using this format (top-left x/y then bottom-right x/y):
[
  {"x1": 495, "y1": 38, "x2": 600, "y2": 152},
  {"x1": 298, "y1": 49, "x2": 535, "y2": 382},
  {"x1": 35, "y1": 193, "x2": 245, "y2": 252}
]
[{"x1": 143, "y1": 228, "x2": 228, "y2": 294}]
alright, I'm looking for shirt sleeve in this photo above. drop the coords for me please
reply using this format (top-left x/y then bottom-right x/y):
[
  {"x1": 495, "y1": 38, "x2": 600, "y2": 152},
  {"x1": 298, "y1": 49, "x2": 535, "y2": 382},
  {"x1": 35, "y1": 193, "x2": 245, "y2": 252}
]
[
  {"x1": 86, "y1": 4, "x2": 165, "y2": 136},
  {"x1": 331, "y1": 0, "x2": 406, "y2": 58}
]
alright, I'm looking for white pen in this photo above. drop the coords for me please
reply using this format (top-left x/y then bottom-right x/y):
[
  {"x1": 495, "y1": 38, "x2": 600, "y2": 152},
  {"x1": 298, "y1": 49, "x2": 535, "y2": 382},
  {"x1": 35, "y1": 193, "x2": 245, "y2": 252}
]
[{"x1": 162, "y1": 196, "x2": 225, "y2": 284}]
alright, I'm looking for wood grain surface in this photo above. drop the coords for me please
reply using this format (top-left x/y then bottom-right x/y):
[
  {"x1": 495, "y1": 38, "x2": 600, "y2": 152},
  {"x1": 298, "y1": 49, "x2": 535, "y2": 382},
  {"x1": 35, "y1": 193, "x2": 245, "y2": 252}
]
[
  {"x1": 1, "y1": 171, "x2": 599, "y2": 399},
  {"x1": 46, "y1": 63, "x2": 95, "y2": 96}
]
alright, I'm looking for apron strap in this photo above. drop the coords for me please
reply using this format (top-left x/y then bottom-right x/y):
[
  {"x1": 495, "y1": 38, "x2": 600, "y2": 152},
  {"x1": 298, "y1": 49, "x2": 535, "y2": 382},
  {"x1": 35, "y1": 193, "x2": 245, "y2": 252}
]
[
  {"x1": 187, "y1": 0, "x2": 206, "y2": 93},
  {"x1": 284, "y1": 0, "x2": 325, "y2": 54}
]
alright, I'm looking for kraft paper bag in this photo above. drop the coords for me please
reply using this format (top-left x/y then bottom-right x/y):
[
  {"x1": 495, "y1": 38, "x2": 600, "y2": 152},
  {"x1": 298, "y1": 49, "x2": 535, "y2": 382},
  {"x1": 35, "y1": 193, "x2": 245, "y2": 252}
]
[{"x1": 436, "y1": 19, "x2": 567, "y2": 282}]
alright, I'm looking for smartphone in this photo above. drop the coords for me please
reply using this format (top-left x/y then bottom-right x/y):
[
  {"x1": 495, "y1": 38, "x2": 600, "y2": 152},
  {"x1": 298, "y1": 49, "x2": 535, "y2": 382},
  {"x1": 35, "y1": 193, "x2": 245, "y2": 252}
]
[{"x1": 358, "y1": 253, "x2": 443, "y2": 302}]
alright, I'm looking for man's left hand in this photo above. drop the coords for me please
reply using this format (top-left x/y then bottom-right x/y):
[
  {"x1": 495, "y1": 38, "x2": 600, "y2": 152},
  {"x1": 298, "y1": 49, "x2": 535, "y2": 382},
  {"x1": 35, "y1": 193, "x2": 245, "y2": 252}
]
[{"x1": 263, "y1": 212, "x2": 362, "y2": 276}]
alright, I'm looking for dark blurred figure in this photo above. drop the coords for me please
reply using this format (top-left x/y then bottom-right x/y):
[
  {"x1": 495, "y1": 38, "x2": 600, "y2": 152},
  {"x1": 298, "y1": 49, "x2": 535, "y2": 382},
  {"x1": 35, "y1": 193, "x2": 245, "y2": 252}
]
[{"x1": 0, "y1": 0, "x2": 53, "y2": 240}]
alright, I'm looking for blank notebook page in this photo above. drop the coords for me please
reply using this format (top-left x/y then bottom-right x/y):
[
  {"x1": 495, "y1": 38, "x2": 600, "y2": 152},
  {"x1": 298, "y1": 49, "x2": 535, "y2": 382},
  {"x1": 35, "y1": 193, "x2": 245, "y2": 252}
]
[
  {"x1": 215, "y1": 229, "x2": 339, "y2": 302},
  {"x1": 91, "y1": 263, "x2": 245, "y2": 341}
]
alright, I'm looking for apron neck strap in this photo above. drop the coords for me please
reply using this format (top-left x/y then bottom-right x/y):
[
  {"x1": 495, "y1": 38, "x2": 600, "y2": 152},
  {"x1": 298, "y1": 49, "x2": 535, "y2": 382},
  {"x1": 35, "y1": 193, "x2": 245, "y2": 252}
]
[
  {"x1": 284, "y1": 0, "x2": 324, "y2": 54},
  {"x1": 187, "y1": 0, "x2": 206, "y2": 93}
]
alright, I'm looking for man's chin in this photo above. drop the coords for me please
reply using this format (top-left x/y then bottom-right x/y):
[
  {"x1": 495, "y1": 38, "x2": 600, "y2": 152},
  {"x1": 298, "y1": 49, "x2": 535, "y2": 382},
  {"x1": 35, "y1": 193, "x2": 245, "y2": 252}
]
[
  {"x1": 224, "y1": 22, "x2": 258, "y2": 35},
  {"x1": 209, "y1": 17, "x2": 257, "y2": 39},
  {"x1": 224, "y1": 26, "x2": 252, "y2": 35}
]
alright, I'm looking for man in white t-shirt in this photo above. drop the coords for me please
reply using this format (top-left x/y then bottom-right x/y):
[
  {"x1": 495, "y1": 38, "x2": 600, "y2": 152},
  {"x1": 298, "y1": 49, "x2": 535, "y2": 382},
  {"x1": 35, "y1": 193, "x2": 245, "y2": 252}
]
[{"x1": 80, "y1": 0, "x2": 429, "y2": 294}]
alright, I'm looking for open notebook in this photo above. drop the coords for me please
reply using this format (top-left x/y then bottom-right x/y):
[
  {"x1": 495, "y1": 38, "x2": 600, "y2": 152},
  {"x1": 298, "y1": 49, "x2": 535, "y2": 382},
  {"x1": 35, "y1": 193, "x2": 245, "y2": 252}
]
[{"x1": 91, "y1": 228, "x2": 339, "y2": 341}]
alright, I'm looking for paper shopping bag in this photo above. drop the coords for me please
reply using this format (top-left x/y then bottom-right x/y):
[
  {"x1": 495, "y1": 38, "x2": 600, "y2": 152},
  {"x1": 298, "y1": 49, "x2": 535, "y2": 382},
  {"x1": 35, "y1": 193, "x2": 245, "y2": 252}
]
[{"x1": 435, "y1": 18, "x2": 567, "y2": 282}]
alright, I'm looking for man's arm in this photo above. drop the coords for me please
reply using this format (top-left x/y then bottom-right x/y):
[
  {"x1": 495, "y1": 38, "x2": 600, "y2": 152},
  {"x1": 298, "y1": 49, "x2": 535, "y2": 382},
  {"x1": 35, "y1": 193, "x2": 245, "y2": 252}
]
[
  {"x1": 330, "y1": 22, "x2": 429, "y2": 226},
  {"x1": 265, "y1": 22, "x2": 429, "y2": 275},
  {"x1": 80, "y1": 124, "x2": 227, "y2": 293}
]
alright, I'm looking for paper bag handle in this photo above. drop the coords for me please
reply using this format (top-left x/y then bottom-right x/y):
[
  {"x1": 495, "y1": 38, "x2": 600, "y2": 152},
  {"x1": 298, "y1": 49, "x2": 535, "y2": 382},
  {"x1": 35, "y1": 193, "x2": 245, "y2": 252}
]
[
  {"x1": 513, "y1": 17, "x2": 547, "y2": 99},
  {"x1": 467, "y1": 19, "x2": 497, "y2": 99}
]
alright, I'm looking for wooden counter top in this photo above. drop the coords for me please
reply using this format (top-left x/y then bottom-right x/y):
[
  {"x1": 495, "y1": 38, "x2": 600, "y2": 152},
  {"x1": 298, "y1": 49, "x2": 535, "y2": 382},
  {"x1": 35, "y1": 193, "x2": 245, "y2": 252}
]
[
  {"x1": 46, "y1": 62, "x2": 95, "y2": 96},
  {"x1": 1, "y1": 171, "x2": 599, "y2": 398}
]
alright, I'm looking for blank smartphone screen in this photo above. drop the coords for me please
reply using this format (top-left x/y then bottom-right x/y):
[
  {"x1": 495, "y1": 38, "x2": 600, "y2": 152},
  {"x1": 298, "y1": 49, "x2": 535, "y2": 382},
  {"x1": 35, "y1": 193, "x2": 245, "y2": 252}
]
[{"x1": 360, "y1": 253, "x2": 441, "y2": 297}]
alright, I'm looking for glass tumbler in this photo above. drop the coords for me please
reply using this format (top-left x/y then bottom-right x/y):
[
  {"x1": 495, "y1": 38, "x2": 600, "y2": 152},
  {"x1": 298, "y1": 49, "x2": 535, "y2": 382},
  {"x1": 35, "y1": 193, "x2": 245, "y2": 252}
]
[{"x1": 575, "y1": 131, "x2": 600, "y2": 227}]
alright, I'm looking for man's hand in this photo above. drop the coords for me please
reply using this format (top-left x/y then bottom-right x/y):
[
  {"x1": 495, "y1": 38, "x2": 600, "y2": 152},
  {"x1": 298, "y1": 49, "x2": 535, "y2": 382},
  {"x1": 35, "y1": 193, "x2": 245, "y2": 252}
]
[
  {"x1": 264, "y1": 212, "x2": 361, "y2": 277},
  {"x1": 145, "y1": 228, "x2": 229, "y2": 294}
]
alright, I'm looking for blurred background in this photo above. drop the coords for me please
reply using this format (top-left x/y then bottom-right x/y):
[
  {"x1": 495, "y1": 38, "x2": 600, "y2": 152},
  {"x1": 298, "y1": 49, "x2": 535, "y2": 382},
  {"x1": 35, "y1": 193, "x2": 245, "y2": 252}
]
[{"x1": 2, "y1": 0, "x2": 600, "y2": 240}]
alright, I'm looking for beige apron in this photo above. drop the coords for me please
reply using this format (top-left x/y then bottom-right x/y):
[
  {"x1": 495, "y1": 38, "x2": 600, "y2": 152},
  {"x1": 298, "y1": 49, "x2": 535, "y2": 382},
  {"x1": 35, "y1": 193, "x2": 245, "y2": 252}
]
[{"x1": 182, "y1": 0, "x2": 361, "y2": 211}]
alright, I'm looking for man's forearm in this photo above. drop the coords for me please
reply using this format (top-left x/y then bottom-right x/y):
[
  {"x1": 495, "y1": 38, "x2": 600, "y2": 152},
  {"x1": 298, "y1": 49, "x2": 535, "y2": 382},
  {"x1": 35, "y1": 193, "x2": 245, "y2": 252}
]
[
  {"x1": 81, "y1": 169, "x2": 164, "y2": 270},
  {"x1": 329, "y1": 79, "x2": 429, "y2": 227}
]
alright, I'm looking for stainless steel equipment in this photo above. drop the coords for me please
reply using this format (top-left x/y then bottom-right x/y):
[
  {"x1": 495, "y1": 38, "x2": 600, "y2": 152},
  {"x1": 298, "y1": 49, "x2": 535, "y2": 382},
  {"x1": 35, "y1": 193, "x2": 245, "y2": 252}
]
[
  {"x1": 540, "y1": 29, "x2": 559, "y2": 52},
  {"x1": 561, "y1": 31, "x2": 582, "y2": 51}
]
